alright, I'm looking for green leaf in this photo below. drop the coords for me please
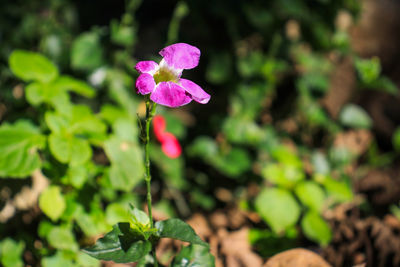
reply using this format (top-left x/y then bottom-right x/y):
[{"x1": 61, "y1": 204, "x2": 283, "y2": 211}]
[
  {"x1": 25, "y1": 82, "x2": 72, "y2": 113},
  {"x1": 171, "y1": 244, "x2": 215, "y2": 267},
  {"x1": 294, "y1": 181, "x2": 326, "y2": 212},
  {"x1": 311, "y1": 152, "x2": 330, "y2": 175},
  {"x1": 76, "y1": 252, "x2": 100, "y2": 267},
  {"x1": 83, "y1": 223, "x2": 152, "y2": 263},
  {"x1": 106, "y1": 203, "x2": 131, "y2": 226},
  {"x1": 65, "y1": 164, "x2": 88, "y2": 189},
  {"x1": 318, "y1": 176, "x2": 353, "y2": 203},
  {"x1": 339, "y1": 104, "x2": 372, "y2": 129},
  {"x1": 42, "y1": 251, "x2": 75, "y2": 267},
  {"x1": 392, "y1": 127, "x2": 400, "y2": 151},
  {"x1": 47, "y1": 226, "x2": 78, "y2": 251},
  {"x1": 129, "y1": 205, "x2": 150, "y2": 226},
  {"x1": 104, "y1": 136, "x2": 144, "y2": 191},
  {"x1": 0, "y1": 238, "x2": 25, "y2": 267},
  {"x1": 53, "y1": 75, "x2": 95, "y2": 98},
  {"x1": 73, "y1": 204, "x2": 109, "y2": 237},
  {"x1": 301, "y1": 211, "x2": 332, "y2": 246},
  {"x1": 39, "y1": 186, "x2": 66, "y2": 221},
  {"x1": 25, "y1": 82, "x2": 46, "y2": 105},
  {"x1": 49, "y1": 133, "x2": 92, "y2": 166},
  {"x1": 255, "y1": 188, "x2": 300, "y2": 234},
  {"x1": 262, "y1": 164, "x2": 304, "y2": 188},
  {"x1": 355, "y1": 57, "x2": 381, "y2": 84},
  {"x1": 45, "y1": 112, "x2": 69, "y2": 134},
  {"x1": 110, "y1": 20, "x2": 135, "y2": 46},
  {"x1": 9, "y1": 50, "x2": 58, "y2": 83},
  {"x1": 150, "y1": 144, "x2": 186, "y2": 189},
  {"x1": 0, "y1": 120, "x2": 45, "y2": 178},
  {"x1": 155, "y1": 219, "x2": 208, "y2": 247},
  {"x1": 71, "y1": 32, "x2": 104, "y2": 71},
  {"x1": 206, "y1": 53, "x2": 232, "y2": 84}
]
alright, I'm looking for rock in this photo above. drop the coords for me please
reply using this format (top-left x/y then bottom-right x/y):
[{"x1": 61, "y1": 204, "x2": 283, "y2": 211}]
[{"x1": 265, "y1": 248, "x2": 332, "y2": 267}]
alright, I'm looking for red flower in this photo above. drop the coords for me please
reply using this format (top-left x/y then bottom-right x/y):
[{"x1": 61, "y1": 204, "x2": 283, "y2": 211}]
[{"x1": 153, "y1": 115, "x2": 182, "y2": 158}]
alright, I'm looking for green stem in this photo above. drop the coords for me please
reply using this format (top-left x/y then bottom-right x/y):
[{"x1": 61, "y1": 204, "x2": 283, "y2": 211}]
[{"x1": 143, "y1": 100, "x2": 158, "y2": 267}]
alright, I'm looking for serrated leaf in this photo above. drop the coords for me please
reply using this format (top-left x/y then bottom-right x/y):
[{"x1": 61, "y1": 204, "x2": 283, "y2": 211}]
[
  {"x1": 39, "y1": 186, "x2": 66, "y2": 221},
  {"x1": 171, "y1": 244, "x2": 215, "y2": 267},
  {"x1": 294, "y1": 181, "x2": 326, "y2": 211},
  {"x1": 0, "y1": 120, "x2": 45, "y2": 178},
  {"x1": 83, "y1": 223, "x2": 151, "y2": 263},
  {"x1": 339, "y1": 104, "x2": 372, "y2": 129},
  {"x1": 104, "y1": 137, "x2": 144, "y2": 191},
  {"x1": 255, "y1": 188, "x2": 300, "y2": 234},
  {"x1": 9, "y1": 50, "x2": 58, "y2": 83},
  {"x1": 49, "y1": 133, "x2": 92, "y2": 166},
  {"x1": 301, "y1": 211, "x2": 332, "y2": 246},
  {"x1": 155, "y1": 219, "x2": 208, "y2": 247}
]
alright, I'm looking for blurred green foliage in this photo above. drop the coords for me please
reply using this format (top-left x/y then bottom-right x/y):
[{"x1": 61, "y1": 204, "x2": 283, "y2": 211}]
[{"x1": 0, "y1": 0, "x2": 395, "y2": 265}]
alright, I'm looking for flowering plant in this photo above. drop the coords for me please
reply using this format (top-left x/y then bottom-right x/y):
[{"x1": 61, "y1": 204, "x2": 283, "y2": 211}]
[
  {"x1": 135, "y1": 43, "x2": 210, "y2": 107},
  {"x1": 83, "y1": 44, "x2": 213, "y2": 266}
]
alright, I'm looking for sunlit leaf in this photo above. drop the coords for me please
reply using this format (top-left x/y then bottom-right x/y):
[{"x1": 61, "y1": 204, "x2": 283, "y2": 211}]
[
  {"x1": 0, "y1": 238, "x2": 25, "y2": 267},
  {"x1": 9, "y1": 50, "x2": 58, "y2": 83},
  {"x1": 39, "y1": 186, "x2": 66, "y2": 221},
  {"x1": 0, "y1": 120, "x2": 45, "y2": 178},
  {"x1": 294, "y1": 181, "x2": 326, "y2": 211},
  {"x1": 301, "y1": 211, "x2": 332, "y2": 246},
  {"x1": 255, "y1": 188, "x2": 300, "y2": 234},
  {"x1": 104, "y1": 137, "x2": 144, "y2": 191}
]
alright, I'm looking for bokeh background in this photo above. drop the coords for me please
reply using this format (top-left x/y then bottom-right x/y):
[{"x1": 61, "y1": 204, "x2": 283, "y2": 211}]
[{"x1": 1, "y1": 0, "x2": 400, "y2": 266}]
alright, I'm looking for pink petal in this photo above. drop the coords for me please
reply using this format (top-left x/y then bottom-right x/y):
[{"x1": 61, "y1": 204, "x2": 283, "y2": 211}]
[
  {"x1": 153, "y1": 115, "x2": 167, "y2": 142},
  {"x1": 180, "y1": 78, "x2": 210, "y2": 104},
  {"x1": 136, "y1": 73, "x2": 155, "y2": 95},
  {"x1": 159, "y1": 43, "x2": 200, "y2": 70},
  {"x1": 135, "y1": 61, "x2": 158, "y2": 74},
  {"x1": 150, "y1": 82, "x2": 192, "y2": 108},
  {"x1": 161, "y1": 133, "x2": 182, "y2": 158}
]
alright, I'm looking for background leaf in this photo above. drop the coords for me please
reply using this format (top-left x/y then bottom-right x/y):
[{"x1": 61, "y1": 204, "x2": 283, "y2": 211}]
[
  {"x1": 171, "y1": 244, "x2": 215, "y2": 267},
  {"x1": 294, "y1": 181, "x2": 326, "y2": 212},
  {"x1": 9, "y1": 50, "x2": 58, "y2": 83},
  {"x1": 0, "y1": 238, "x2": 25, "y2": 267},
  {"x1": 301, "y1": 211, "x2": 332, "y2": 246},
  {"x1": 255, "y1": 188, "x2": 300, "y2": 233},
  {"x1": 39, "y1": 186, "x2": 66, "y2": 221},
  {"x1": 0, "y1": 120, "x2": 45, "y2": 178},
  {"x1": 339, "y1": 104, "x2": 372, "y2": 129}
]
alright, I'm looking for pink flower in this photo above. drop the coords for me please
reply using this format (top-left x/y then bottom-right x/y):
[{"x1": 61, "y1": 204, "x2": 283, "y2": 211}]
[
  {"x1": 153, "y1": 115, "x2": 182, "y2": 158},
  {"x1": 135, "y1": 43, "x2": 211, "y2": 108}
]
